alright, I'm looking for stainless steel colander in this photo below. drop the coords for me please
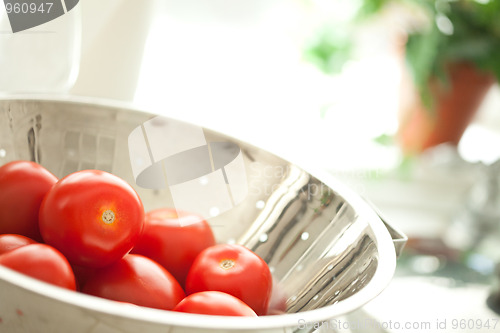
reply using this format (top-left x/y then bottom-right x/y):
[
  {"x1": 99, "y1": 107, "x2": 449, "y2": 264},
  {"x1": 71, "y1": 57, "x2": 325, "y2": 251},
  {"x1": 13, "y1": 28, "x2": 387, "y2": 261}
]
[{"x1": 0, "y1": 97, "x2": 406, "y2": 333}]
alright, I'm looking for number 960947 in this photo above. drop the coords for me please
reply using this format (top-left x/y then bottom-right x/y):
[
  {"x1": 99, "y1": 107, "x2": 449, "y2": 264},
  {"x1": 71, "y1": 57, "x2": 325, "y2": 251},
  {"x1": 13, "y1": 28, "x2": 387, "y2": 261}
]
[
  {"x1": 5, "y1": 2, "x2": 53, "y2": 14},
  {"x1": 451, "y1": 318, "x2": 498, "y2": 330}
]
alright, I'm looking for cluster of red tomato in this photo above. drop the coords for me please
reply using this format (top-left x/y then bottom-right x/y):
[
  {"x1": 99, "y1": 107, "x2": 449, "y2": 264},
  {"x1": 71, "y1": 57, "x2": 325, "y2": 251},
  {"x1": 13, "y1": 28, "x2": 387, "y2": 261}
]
[{"x1": 0, "y1": 160, "x2": 283, "y2": 317}]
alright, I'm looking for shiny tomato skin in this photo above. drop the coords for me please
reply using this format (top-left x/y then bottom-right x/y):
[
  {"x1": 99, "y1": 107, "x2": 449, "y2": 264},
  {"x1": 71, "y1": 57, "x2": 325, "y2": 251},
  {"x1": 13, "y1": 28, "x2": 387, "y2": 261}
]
[
  {"x1": 173, "y1": 291, "x2": 257, "y2": 317},
  {"x1": 39, "y1": 170, "x2": 144, "y2": 268},
  {"x1": 132, "y1": 208, "x2": 215, "y2": 287},
  {"x1": 0, "y1": 234, "x2": 37, "y2": 255},
  {"x1": 0, "y1": 243, "x2": 76, "y2": 290},
  {"x1": 82, "y1": 254, "x2": 185, "y2": 310},
  {"x1": 0, "y1": 161, "x2": 57, "y2": 241},
  {"x1": 185, "y1": 244, "x2": 272, "y2": 316}
]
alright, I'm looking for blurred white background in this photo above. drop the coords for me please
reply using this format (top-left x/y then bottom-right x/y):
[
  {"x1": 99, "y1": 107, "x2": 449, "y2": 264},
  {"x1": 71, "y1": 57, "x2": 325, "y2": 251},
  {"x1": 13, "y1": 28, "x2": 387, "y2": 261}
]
[{"x1": 70, "y1": 0, "x2": 403, "y2": 169}]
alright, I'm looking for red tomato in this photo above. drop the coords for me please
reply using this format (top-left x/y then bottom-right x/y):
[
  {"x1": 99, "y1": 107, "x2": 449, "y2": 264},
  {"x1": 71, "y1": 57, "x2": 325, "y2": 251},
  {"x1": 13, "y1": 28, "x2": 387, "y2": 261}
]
[
  {"x1": 185, "y1": 244, "x2": 272, "y2": 316},
  {"x1": 0, "y1": 234, "x2": 37, "y2": 255},
  {"x1": 132, "y1": 208, "x2": 215, "y2": 287},
  {"x1": 0, "y1": 161, "x2": 57, "y2": 241},
  {"x1": 82, "y1": 254, "x2": 185, "y2": 310},
  {"x1": 0, "y1": 243, "x2": 76, "y2": 290},
  {"x1": 39, "y1": 170, "x2": 144, "y2": 268},
  {"x1": 173, "y1": 291, "x2": 257, "y2": 317}
]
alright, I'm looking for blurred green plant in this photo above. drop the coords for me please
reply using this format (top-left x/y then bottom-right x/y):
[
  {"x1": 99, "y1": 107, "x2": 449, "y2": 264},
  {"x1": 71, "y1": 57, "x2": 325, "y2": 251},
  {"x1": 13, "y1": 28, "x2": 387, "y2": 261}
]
[
  {"x1": 407, "y1": 0, "x2": 500, "y2": 108},
  {"x1": 304, "y1": 0, "x2": 500, "y2": 108},
  {"x1": 302, "y1": 0, "x2": 393, "y2": 75},
  {"x1": 303, "y1": 29, "x2": 352, "y2": 74}
]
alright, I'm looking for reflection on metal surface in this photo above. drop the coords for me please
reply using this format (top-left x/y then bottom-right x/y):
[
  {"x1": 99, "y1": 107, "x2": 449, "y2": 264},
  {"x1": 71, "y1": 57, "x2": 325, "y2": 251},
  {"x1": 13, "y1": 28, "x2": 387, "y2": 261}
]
[
  {"x1": 0, "y1": 98, "x2": 405, "y2": 333},
  {"x1": 128, "y1": 116, "x2": 248, "y2": 224},
  {"x1": 237, "y1": 165, "x2": 379, "y2": 316}
]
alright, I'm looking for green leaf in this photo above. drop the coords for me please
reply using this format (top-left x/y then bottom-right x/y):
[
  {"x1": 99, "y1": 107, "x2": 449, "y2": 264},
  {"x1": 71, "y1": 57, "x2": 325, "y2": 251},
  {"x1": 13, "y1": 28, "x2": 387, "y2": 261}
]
[
  {"x1": 405, "y1": 22, "x2": 442, "y2": 109},
  {"x1": 356, "y1": 0, "x2": 391, "y2": 20},
  {"x1": 373, "y1": 133, "x2": 394, "y2": 146},
  {"x1": 302, "y1": 28, "x2": 353, "y2": 74}
]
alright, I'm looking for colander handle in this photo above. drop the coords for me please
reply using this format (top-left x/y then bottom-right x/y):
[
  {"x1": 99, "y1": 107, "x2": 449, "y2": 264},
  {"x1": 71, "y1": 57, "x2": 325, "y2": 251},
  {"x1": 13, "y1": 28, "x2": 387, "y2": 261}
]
[
  {"x1": 380, "y1": 215, "x2": 407, "y2": 258},
  {"x1": 365, "y1": 199, "x2": 407, "y2": 258}
]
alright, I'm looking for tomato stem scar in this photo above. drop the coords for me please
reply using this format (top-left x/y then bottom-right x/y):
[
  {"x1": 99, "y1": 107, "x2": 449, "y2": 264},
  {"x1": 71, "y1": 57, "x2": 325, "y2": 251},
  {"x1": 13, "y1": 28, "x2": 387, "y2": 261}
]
[
  {"x1": 102, "y1": 210, "x2": 115, "y2": 224},
  {"x1": 220, "y1": 259, "x2": 235, "y2": 270}
]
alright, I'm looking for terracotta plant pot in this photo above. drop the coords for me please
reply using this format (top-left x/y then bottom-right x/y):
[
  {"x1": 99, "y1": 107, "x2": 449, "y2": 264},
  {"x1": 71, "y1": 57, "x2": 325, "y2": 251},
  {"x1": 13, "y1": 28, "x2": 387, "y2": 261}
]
[{"x1": 397, "y1": 61, "x2": 496, "y2": 155}]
